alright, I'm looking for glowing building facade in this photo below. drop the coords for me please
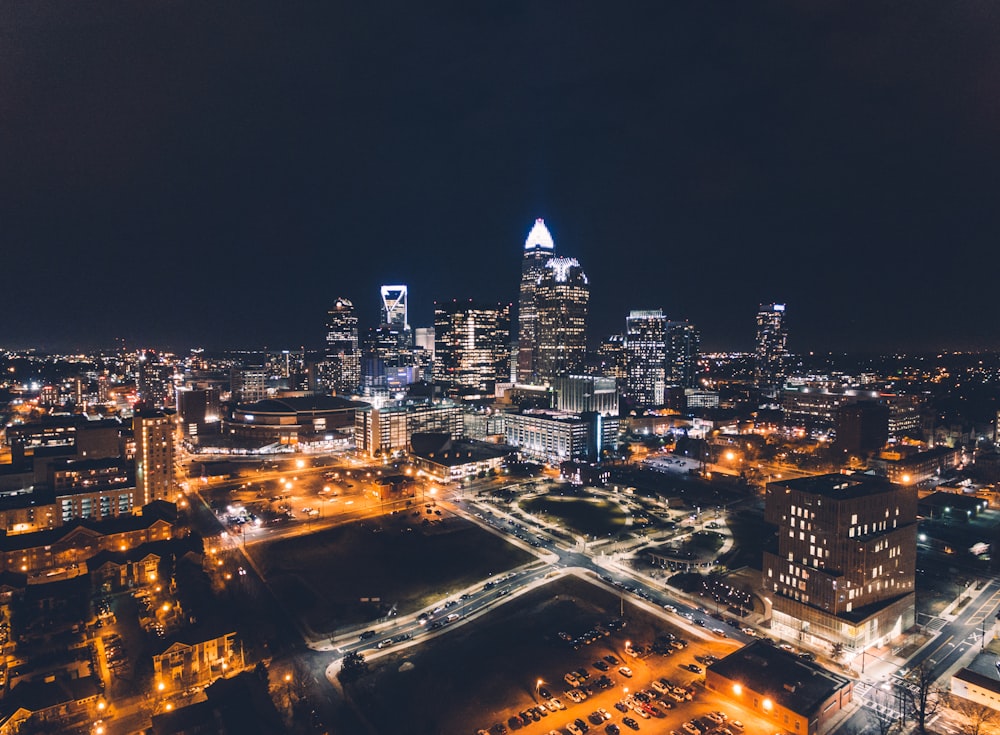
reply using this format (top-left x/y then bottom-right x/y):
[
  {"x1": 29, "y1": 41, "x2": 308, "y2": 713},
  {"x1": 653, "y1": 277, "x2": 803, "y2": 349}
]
[
  {"x1": 535, "y1": 257, "x2": 589, "y2": 381},
  {"x1": 434, "y1": 300, "x2": 511, "y2": 397},
  {"x1": 755, "y1": 303, "x2": 788, "y2": 395},
  {"x1": 134, "y1": 410, "x2": 175, "y2": 505},
  {"x1": 625, "y1": 310, "x2": 667, "y2": 405},
  {"x1": 517, "y1": 219, "x2": 556, "y2": 384},
  {"x1": 324, "y1": 297, "x2": 361, "y2": 395},
  {"x1": 762, "y1": 474, "x2": 915, "y2": 653}
]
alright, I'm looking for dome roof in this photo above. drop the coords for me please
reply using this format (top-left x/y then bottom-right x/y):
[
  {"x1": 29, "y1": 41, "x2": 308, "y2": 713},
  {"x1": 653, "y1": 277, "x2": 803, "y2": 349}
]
[{"x1": 524, "y1": 218, "x2": 555, "y2": 251}]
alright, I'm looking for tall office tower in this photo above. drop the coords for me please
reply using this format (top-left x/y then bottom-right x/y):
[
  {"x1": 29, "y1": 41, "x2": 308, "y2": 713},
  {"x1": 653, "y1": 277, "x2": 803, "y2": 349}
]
[
  {"x1": 517, "y1": 218, "x2": 556, "y2": 383},
  {"x1": 380, "y1": 285, "x2": 412, "y2": 348},
  {"x1": 434, "y1": 300, "x2": 512, "y2": 396},
  {"x1": 597, "y1": 334, "x2": 627, "y2": 381},
  {"x1": 666, "y1": 321, "x2": 701, "y2": 389},
  {"x1": 231, "y1": 366, "x2": 268, "y2": 403},
  {"x1": 414, "y1": 327, "x2": 436, "y2": 358},
  {"x1": 137, "y1": 350, "x2": 173, "y2": 408},
  {"x1": 324, "y1": 297, "x2": 361, "y2": 394},
  {"x1": 134, "y1": 409, "x2": 175, "y2": 504},
  {"x1": 625, "y1": 310, "x2": 668, "y2": 405},
  {"x1": 535, "y1": 257, "x2": 589, "y2": 381},
  {"x1": 762, "y1": 474, "x2": 916, "y2": 653},
  {"x1": 755, "y1": 303, "x2": 788, "y2": 395}
]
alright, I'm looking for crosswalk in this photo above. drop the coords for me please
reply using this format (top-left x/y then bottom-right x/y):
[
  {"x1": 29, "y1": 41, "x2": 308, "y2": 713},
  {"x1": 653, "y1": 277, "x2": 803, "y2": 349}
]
[{"x1": 924, "y1": 617, "x2": 947, "y2": 633}]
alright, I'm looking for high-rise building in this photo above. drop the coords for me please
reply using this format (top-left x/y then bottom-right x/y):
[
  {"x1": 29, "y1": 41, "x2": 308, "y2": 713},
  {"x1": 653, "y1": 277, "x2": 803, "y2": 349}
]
[
  {"x1": 755, "y1": 303, "x2": 788, "y2": 395},
  {"x1": 134, "y1": 410, "x2": 175, "y2": 505},
  {"x1": 433, "y1": 300, "x2": 511, "y2": 397},
  {"x1": 762, "y1": 474, "x2": 915, "y2": 654},
  {"x1": 137, "y1": 350, "x2": 173, "y2": 408},
  {"x1": 380, "y1": 285, "x2": 412, "y2": 349},
  {"x1": 552, "y1": 375, "x2": 618, "y2": 415},
  {"x1": 175, "y1": 387, "x2": 221, "y2": 439},
  {"x1": 324, "y1": 297, "x2": 361, "y2": 395},
  {"x1": 231, "y1": 366, "x2": 268, "y2": 404},
  {"x1": 597, "y1": 334, "x2": 627, "y2": 381},
  {"x1": 625, "y1": 310, "x2": 668, "y2": 405},
  {"x1": 517, "y1": 219, "x2": 556, "y2": 384},
  {"x1": 414, "y1": 327, "x2": 435, "y2": 358},
  {"x1": 535, "y1": 257, "x2": 589, "y2": 381},
  {"x1": 666, "y1": 321, "x2": 701, "y2": 389}
]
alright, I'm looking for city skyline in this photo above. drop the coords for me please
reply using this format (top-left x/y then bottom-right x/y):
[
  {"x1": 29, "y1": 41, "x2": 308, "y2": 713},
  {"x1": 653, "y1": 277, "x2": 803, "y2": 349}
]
[{"x1": 3, "y1": 3, "x2": 999, "y2": 354}]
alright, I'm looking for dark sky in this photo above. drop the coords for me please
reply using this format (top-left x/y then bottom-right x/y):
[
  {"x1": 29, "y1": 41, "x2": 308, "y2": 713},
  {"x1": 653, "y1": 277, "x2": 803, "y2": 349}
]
[{"x1": 2, "y1": 1, "x2": 999, "y2": 354}]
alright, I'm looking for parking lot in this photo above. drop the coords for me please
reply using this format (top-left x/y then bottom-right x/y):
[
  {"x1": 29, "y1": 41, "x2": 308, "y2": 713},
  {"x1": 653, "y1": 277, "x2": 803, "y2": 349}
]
[{"x1": 336, "y1": 574, "x2": 786, "y2": 735}]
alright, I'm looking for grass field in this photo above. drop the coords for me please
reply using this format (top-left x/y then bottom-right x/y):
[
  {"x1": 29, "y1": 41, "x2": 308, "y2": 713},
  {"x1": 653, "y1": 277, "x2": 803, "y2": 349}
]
[
  {"x1": 520, "y1": 495, "x2": 628, "y2": 538},
  {"x1": 250, "y1": 514, "x2": 533, "y2": 632}
]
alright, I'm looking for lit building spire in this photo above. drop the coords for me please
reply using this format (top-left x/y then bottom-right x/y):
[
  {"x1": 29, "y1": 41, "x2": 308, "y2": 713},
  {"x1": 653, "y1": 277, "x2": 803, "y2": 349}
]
[{"x1": 524, "y1": 218, "x2": 555, "y2": 250}]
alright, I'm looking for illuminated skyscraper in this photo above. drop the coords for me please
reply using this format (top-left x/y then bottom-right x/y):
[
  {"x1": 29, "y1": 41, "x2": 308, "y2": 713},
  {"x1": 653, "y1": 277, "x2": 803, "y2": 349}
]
[
  {"x1": 324, "y1": 297, "x2": 360, "y2": 394},
  {"x1": 535, "y1": 257, "x2": 589, "y2": 381},
  {"x1": 625, "y1": 310, "x2": 667, "y2": 405},
  {"x1": 137, "y1": 350, "x2": 173, "y2": 408},
  {"x1": 434, "y1": 300, "x2": 511, "y2": 396},
  {"x1": 666, "y1": 321, "x2": 701, "y2": 389},
  {"x1": 380, "y1": 285, "x2": 411, "y2": 348},
  {"x1": 755, "y1": 303, "x2": 788, "y2": 395},
  {"x1": 517, "y1": 219, "x2": 556, "y2": 384}
]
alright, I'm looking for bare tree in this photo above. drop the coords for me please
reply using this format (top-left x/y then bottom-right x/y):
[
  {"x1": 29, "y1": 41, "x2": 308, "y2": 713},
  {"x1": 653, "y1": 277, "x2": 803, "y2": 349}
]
[
  {"x1": 950, "y1": 695, "x2": 998, "y2": 735},
  {"x1": 899, "y1": 662, "x2": 946, "y2": 735},
  {"x1": 867, "y1": 687, "x2": 902, "y2": 735}
]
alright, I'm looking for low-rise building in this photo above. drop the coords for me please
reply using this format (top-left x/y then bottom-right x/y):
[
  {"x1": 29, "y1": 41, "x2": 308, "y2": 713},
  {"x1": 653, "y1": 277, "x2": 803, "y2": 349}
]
[
  {"x1": 705, "y1": 640, "x2": 853, "y2": 735},
  {"x1": 505, "y1": 409, "x2": 619, "y2": 464},
  {"x1": 409, "y1": 435, "x2": 509, "y2": 481},
  {"x1": 870, "y1": 445, "x2": 961, "y2": 486},
  {"x1": 951, "y1": 667, "x2": 1000, "y2": 711},
  {"x1": 1, "y1": 675, "x2": 102, "y2": 733},
  {"x1": 354, "y1": 399, "x2": 463, "y2": 458},
  {"x1": 0, "y1": 503, "x2": 174, "y2": 578},
  {"x1": 153, "y1": 628, "x2": 240, "y2": 693}
]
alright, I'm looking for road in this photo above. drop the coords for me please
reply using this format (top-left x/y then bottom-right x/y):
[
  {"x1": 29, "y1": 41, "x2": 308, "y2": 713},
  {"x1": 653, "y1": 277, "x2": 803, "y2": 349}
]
[
  {"x1": 183, "y1": 452, "x2": 990, "y2": 735},
  {"x1": 833, "y1": 578, "x2": 1000, "y2": 735}
]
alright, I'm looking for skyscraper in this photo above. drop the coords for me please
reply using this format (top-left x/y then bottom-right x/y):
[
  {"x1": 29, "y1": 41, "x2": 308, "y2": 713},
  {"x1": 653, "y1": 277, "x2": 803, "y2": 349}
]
[
  {"x1": 434, "y1": 300, "x2": 511, "y2": 396},
  {"x1": 666, "y1": 321, "x2": 701, "y2": 389},
  {"x1": 755, "y1": 302, "x2": 788, "y2": 395},
  {"x1": 324, "y1": 297, "x2": 360, "y2": 395},
  {"x1": 535, "y1": 257, "x2": 589, "y2": 381},
  {"x1": 625, "y1": 310, "x2": 667, "y2": 405},
  {"x1": 380, "y1": 285, "x2": 411, "y2": 348},
  {"x1": 517, "y1": 219, "x2": 556, "y2": 384},
  {"x1": 137, "y1": 350, "x2": 173, "y2": 408}
]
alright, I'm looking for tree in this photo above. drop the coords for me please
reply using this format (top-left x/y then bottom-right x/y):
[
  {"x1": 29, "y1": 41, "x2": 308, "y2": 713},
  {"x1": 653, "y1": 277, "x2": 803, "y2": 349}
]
[
  {"x1": 899, "y1": 662, "x2": 946, "y2": 735},
  {"x1": 338, "y1": 651, "x2": 369, "y2": 683},
  {"x1": 830, "y1": 642, "x2": 845, "y2": 661},
  {"x1": 867, "y1": 688, "x2": 902, "y2": 735},
  {"x1": 951, "y1": 695, "x2": 998, "y2": 735}
]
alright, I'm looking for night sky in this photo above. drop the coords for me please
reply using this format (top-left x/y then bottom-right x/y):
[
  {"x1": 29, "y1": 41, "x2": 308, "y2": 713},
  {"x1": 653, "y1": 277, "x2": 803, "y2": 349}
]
[{"x1": 2, "y1": 1, "x2": 999, "y2": 353}]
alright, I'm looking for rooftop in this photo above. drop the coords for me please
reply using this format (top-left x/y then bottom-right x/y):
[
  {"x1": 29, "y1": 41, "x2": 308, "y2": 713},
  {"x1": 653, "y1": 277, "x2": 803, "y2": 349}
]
[
  {"x1": 770, "y1": 473, "x2": 898, "y2": 500},
  {"x1": 708, "y1": 640, "x2": 851, "y2": 715}
]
